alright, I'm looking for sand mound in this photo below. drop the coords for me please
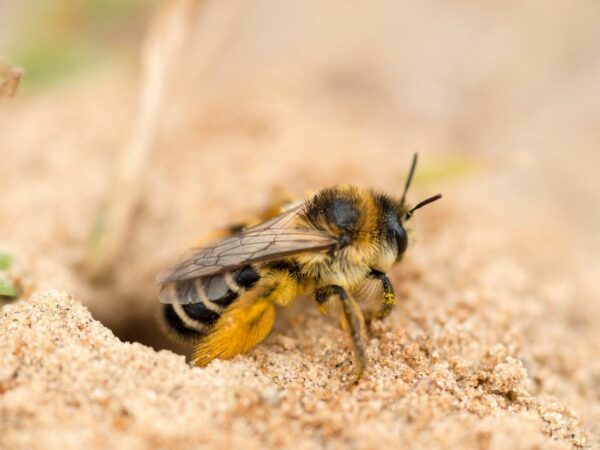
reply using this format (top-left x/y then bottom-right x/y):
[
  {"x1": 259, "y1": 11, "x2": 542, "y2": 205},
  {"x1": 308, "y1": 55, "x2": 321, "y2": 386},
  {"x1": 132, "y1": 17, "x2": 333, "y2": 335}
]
[{"x1": 0, "y1": 288, "x2": 586, "y2": 449}]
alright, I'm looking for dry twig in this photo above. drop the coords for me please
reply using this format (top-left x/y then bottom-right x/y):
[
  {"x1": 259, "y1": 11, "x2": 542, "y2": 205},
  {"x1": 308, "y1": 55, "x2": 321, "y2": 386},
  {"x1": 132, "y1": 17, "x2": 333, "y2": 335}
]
[
  {"x1": 0, "y1": 59, "x2": 23, "y2": 98},
  {"x1": 84, "y1": 0, "x2": 249, "y2": 280}
]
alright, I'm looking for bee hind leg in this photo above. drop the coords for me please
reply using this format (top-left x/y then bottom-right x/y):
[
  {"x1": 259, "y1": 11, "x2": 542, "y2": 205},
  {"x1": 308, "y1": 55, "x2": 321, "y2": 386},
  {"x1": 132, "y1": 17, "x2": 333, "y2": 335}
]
[
  {"x1": 192, "y1": 271, "x2": 298, "y2": 366},
  {"x1": 315, "y1": 285, "x2": 368, "y2": 382},
  {"x1": 366, "y1": 269, "x2": 396, "y2": 325},
  {"x1": 192, "y1": 291, "x2": 276, "y2": 366}
]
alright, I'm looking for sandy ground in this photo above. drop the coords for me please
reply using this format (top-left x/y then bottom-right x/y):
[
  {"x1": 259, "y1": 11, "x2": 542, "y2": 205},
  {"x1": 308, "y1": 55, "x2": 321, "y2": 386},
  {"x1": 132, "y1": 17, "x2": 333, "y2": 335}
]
[{"x1": 2, "y1": 1, "x2": 600, "y2": 449}]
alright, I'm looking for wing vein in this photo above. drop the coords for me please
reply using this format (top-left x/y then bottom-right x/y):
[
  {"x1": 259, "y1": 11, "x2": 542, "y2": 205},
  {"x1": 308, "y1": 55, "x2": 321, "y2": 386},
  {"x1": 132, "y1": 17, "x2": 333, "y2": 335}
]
[{"x1": 156, "y1": 207, "x2": 335, "y2": 284}]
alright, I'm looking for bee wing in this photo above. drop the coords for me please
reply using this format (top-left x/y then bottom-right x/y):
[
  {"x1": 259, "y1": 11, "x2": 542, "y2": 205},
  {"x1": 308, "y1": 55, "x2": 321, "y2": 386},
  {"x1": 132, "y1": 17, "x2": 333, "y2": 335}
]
[{"x1": 156, "y1": 205, "x2": 336, "y2": 284}]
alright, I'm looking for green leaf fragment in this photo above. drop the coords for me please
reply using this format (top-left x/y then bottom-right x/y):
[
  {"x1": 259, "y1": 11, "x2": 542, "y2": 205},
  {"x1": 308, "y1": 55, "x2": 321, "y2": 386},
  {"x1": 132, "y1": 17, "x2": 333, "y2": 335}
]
[
  {"x1": 414, "y1": 156, "x2": 478, "y2": 187},
  {"x1": 0, "y1": 277, "x2": 18, "y2": 298},
  {"x1": 0, "y1": 252, "x2": 14, "y2": 271}
]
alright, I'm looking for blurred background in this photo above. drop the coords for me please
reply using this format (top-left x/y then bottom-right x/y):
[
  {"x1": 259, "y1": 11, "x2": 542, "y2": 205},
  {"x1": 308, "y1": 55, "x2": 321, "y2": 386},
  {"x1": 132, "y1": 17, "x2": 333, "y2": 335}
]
[
  {"x1": 2, "y1": 2, "x2": 600, "y2": 446},
  {"x1": 1, "y1": 0, "x2": 599, "y2": 349}
]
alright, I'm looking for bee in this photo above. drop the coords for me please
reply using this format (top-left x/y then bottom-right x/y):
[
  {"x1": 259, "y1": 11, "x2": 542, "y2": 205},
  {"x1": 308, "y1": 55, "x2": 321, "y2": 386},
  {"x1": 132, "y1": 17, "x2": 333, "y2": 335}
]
[{"x1": 157, "y1": 154, "x2": 441, "y2": 380}]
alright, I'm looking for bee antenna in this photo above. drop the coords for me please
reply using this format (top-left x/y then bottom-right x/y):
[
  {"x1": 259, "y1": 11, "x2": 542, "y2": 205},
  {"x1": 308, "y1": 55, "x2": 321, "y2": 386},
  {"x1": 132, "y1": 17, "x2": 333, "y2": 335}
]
[
  {"x1": 400, "y1": 153, "x2": 418, "y2": 208},
  {"x1": 405, "y1": 194, "x2": 442, "y2": 220}
]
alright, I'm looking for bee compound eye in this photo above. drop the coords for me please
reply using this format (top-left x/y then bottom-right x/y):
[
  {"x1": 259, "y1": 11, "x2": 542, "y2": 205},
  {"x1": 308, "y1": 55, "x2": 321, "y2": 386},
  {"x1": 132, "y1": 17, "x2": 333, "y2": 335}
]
[
  {"x1": 395, "y1": 225, "x2": 408, "y2": 256},
  {"x1": 385, "y1": 212, "x2": 408, "y2": 257}
]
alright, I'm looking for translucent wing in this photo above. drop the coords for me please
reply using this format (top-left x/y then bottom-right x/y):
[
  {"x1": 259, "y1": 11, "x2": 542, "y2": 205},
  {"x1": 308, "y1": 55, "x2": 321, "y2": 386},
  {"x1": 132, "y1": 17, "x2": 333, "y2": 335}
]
[{"x1": 156, "y1": 205, "x2": 336, "y2": 284}]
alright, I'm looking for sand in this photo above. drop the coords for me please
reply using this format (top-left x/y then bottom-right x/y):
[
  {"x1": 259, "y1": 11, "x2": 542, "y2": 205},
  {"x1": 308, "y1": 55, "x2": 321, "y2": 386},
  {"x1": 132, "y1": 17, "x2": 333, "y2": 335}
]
[
  {"x1": 1, "y1": 100, "x2": 598, "y2": 448},
  {"x1": 2, "y1": 2, "x2": 600, "y2": 448},
  {"x1": 0, "y1": 287, "x2": 588, "y2": 450}
]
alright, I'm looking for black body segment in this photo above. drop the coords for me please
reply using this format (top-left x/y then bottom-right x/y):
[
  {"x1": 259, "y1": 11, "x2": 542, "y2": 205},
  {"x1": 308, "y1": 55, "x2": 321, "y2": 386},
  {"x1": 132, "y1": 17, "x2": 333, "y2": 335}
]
[
  {"x1": 181, "y1": 301, "x2": 220, "y2": 325},
  {"x1": 162, "y1": 304, "x2": 204, "y2": 343},
  {"x1": 160, "y1": 265, "x2": 264, "y2": 341},
  {"x1": 301, "y1": 187, "x2": 367, "y2": 249},
  {"x1": 303, "y1": 188, "x2": 363, "y2": 232},
  {"x1": 328, "y1": 198, "x2": 359, "y2": 232},
  {"x1": 235, "y1": 265, "x2": 261, "y2": 288}
]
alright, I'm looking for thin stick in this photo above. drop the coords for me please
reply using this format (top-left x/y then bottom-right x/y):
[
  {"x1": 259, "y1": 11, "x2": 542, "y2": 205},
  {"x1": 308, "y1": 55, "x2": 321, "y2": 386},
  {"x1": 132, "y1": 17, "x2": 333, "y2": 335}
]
[
  {"x1": 84, "y1": 0, "x2": 196, "y2": 279},
  {"x1": 85, "y1": 0, "x2": 249, "y2": 280},
  {"x1": 0, "y1": 59, "x2": 23, "y2": 98}
]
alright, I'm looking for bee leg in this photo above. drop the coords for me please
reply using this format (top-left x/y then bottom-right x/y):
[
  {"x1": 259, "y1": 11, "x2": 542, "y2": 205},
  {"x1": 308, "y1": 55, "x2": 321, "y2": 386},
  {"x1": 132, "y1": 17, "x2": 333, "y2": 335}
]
[
  {"x1": 192, "y1": 289, "x2": 275, "y2": 366},
  {"x1": 315, "y1": 285, "x2": 368, "y2": 382},
  {"x1": 366, "y1": 269, "x2": 396, "y2": 324}
]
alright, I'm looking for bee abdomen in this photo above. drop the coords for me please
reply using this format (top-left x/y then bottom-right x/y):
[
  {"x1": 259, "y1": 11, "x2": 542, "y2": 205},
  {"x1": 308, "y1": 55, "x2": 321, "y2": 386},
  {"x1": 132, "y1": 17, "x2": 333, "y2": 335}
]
[
  {"x1": 162, "y1": 303, "x2": 206, "y2": 343},
  {"x1": 159, "y1": 265, "x2": 261, "y2": 338},
  {"x1": 199, "y1": 264, "x2": 261, "y2": 307}
]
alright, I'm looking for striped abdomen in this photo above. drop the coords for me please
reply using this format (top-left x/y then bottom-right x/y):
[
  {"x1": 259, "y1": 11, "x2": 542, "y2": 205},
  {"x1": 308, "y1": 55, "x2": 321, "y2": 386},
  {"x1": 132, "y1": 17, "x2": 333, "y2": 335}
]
[{"x1": 161, "y1": 265, "x2": 261, "y2": 342}]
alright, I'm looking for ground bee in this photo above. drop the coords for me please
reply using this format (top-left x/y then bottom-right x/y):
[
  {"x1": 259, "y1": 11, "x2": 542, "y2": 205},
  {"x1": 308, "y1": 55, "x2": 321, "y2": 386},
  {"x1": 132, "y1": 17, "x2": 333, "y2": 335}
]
[{"x1": 157, "y1": 154, "x2": 441, "y2": 380}]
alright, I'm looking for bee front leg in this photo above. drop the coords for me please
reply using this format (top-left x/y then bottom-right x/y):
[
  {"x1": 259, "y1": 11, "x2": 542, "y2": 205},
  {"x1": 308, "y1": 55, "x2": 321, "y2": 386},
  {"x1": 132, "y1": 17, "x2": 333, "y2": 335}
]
[
  {"x1": 315, "y1": 285, "x2": 368, "y2": 382},
  {"x1": 366, "y1": 269, "x2": 396, "y2": 324}
]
